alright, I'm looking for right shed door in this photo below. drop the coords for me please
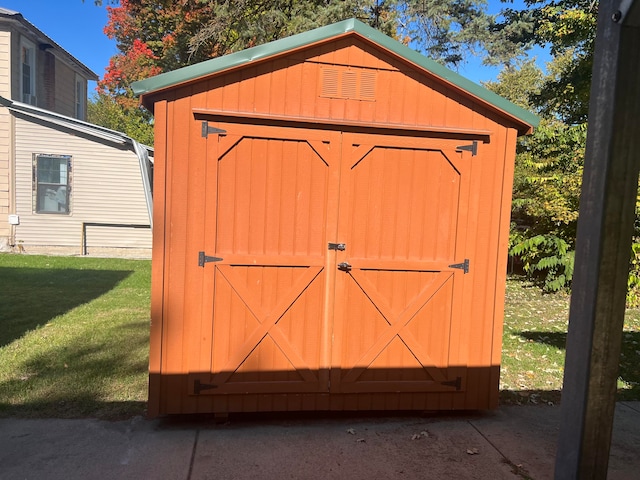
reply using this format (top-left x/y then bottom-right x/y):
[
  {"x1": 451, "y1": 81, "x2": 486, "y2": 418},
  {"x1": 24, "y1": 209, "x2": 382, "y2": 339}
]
[{"x1": 330, "y1": 132, "x2": 472, "y2": 394}]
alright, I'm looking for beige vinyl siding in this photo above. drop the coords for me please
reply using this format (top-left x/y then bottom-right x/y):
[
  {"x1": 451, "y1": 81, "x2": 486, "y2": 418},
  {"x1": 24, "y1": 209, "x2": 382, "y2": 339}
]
[
  {"x1": 0, "y1": 30, "x2": 10, "y2": 239},
  {"x1": 0, "y1": 30, "x2": 10, "y2": 99},
  {"x1": 13, "y1": 115, "x2": 151, "y2": 250}
]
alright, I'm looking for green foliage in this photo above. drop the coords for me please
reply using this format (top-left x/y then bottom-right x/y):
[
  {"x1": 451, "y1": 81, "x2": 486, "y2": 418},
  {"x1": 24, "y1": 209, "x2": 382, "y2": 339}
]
[
  {"x1": 510, "y1": 233, "x2": 575, "y2": 292},
  {"x1": 88, "y1": 92, "x2": 154, "y2": 146},
  {"x1": 398, "y1": 0, "x2": 497, "y2": 66},
  {"x1": 627, "y1": 241, "x2": 640, "y2": 308},
  {"x1": 188, "y1": 0, "x2": 399, "y2": 61},
  {"x1": 494, "y1": 0, "x2": 597, "y2": 123},
  {"x1": 486, "y1": 57, "x2": 586, "y2": 293},
  {"x1": 507, "y1": 119, "x2": 585, "y2": 291}
]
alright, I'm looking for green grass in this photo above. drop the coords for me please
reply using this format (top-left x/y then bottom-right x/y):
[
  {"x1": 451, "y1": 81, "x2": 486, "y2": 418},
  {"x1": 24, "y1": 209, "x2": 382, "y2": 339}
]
[
  {"x1": 501, "y1": 277, "x2": 640, "y2": 405},
  {"x1": 2, "y1": 254, "x2": 639, "y2": 418},
  {"x1": 0, "y1": 254, "x2": 150, "y2": 419}
]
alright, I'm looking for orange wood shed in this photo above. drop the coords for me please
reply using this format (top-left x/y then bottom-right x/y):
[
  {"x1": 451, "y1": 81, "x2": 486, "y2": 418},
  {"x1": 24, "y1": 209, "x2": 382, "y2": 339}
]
[{"x1": 133, "y1": 19, "x2": 537, "y2": 417}]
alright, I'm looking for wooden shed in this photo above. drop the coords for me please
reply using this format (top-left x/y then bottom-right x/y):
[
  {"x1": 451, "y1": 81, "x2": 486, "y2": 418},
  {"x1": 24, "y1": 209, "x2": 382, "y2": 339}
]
[{"x1": 132, "y1": 19, "x2": 537, "y2": 417}]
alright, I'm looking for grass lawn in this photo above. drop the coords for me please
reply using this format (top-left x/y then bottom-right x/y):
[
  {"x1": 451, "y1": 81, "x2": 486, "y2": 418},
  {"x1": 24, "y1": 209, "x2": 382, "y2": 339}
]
[
  {"x1": 1, "y1": 253, "x2": 639, "y2": 419},
  {"x1": 501, "y1": 278, "x2": 640, "y2": 406},
  {"x1": 0, "y1": 254, "x2": 150, "y2": 419}
]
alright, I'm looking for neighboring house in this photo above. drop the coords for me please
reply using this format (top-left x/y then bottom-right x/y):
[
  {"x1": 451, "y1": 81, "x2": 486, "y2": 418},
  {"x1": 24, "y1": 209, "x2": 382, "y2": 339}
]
[{"x1": 0, "y1": 8, "x2": 153, "y2": 256}]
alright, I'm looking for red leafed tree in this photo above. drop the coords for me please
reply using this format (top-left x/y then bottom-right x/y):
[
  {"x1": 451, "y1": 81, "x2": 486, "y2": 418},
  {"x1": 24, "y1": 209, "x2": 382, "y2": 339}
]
[
  {"x1": 99, "y1": 38, "x2": 162, "y2": 108},
  {"x1": 97, "y1": 0, "x2": 213, "y2": 101}
]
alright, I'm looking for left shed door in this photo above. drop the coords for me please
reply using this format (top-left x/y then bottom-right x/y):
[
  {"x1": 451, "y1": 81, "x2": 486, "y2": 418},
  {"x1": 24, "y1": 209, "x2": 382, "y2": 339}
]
[{"x1": 190, "y1": 123, "x2": 341, "y2": 394}]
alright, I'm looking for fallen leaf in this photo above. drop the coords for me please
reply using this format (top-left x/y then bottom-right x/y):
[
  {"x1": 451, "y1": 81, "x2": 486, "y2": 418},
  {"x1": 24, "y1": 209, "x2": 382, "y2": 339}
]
[
  {"x1": 411, "y1": 434, "x2": 421, "y2": 440},
  {"x1": 346, "y1": 428, "x2": 356, "y2": 435},
  {"x1": 466, "y1": 448, "x2": 479, "y2": 455}
]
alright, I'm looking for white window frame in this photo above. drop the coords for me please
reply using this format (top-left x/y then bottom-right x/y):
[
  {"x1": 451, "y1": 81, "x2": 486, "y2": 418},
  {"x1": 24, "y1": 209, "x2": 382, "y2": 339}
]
[
  {"x1": 33, "y1": 154, "x2": 72, "y2": 215},
  {"x1": 20, "y1": 38, "x2": 36, "y2": 105},
  {"x1": 75, "y1": 74, "x2": 85, "y2": 119}
]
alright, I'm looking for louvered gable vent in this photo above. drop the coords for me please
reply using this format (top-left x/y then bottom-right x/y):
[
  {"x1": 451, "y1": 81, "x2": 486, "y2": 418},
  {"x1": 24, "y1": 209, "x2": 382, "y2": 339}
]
[{"x1": 320, "y1": 66, "x2": 377, "y2": 101}]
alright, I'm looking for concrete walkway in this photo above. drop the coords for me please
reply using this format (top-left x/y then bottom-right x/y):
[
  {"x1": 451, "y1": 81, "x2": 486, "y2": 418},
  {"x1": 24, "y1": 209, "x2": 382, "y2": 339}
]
[{"x1": 1, "y1": 403, "x2": 640, "y2": 479}]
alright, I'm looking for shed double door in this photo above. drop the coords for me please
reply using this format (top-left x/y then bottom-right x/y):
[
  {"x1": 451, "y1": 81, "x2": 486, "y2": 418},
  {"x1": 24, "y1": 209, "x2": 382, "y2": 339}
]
[{"x1": 191, "y1": 122, "x2": 472, "y2": 397}]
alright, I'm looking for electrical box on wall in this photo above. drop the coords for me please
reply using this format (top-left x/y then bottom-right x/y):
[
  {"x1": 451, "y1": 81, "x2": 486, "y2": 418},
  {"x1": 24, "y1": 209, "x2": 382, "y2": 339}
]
[{"x1": 8, "y1": 214, "x2": 19, "y2": 225}]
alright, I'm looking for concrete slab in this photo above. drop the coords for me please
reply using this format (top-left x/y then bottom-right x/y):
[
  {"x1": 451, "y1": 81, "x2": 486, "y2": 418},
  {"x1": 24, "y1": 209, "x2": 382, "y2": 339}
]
[
  {"x1": 0, "y1": 416, "x2": 195, "y2": 480},
  {"x1": 1, "y1": 403, "x2": 639, "y2": 480},
  {"x1": 470, "y1": 402, "x2": 640, "y2": 480},
  {"x1": 608, "y1": 402, "x2": 640, "y2": 480},
  {"x1": 191, "y1": 414, "x2": 516, "y2": 480}
]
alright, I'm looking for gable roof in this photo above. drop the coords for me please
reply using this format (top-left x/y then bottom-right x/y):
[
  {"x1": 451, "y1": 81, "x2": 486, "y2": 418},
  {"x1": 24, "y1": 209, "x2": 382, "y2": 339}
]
[
  {"x1": 132, "y1": 18, "x2": 538, "y2": 134},
  {"x1": 0, "y1": 8, "x2": 98, "y2": 80}
]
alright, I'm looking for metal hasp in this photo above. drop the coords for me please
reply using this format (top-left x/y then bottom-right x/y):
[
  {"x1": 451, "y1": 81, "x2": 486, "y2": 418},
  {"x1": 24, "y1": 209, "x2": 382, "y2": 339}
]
[
  {"x1": 328, "y1": 242, "x2": 346, "y2": 251},
  {"x1": 193, "y1": 380, "x2": 217, "y2": 394},
  {"x1": 198, "y1": 251, "x2": 223, "y2": 267},
  {"x1": 449, "y1": 259, "x2": 470, "y2": 274},
  {"x1": 201, "y1": 121, "x2": 227, "y2": 138},
  {"x1": 337, "y1": 262, "x2": 352, "y2": 272},
  {"x1": 441, "y1": 377, "x2": 462, "y2": 391},
  {"x1": 455, "y1": 141, "x2": 478, "y2": 156}
]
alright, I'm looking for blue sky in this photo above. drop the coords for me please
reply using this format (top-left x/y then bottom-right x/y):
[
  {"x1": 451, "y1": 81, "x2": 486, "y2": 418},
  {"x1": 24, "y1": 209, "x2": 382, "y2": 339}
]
[
  {"x1": 1, "y1": 1, "x2": 116, "y2": 92},
  {"x1": 1, "y1": 1, "x2": 547, "y2": 93}
]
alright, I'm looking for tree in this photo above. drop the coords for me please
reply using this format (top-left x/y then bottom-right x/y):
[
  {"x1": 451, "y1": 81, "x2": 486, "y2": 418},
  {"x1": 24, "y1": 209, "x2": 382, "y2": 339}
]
[
  {"x1": 485, "y1": 59, "x2": 586, "y2": 292},
  {"x1": 493, "y1": 0, "x2": 598, "y2": 124},
  {"x1": 87, "y1": 93, "x2": 154, "y2": 146}
]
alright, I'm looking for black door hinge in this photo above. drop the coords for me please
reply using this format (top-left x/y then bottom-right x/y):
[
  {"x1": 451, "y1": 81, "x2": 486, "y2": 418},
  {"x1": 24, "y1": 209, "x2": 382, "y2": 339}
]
[
  {"x1": 449, "y1": 259, "x2": 470, "y2": 274},
  {"x1": 456, "y1": 141, "x2": 478, "y2": 156},
  {"x1": 328, "y1": 242, "x2": 346, "y2": 251},
  {"x1": 441, "y1": 377, "x2": 462, "y2": 391},
  {"x1": 198, "y1": 251, "x2": 223, "y2": 267},
  {"x1": 201, "y1": 121, "x2": 226, "y2": 138},
  {"x1": 194, "y1": 379, "x2": 217, "y2": 394}
]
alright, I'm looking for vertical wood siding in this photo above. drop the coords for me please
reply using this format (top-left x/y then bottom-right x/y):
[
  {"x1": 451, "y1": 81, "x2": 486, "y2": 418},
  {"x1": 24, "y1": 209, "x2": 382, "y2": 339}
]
[
  {"x1": 12, "y1": 116, "x2": 151, "y2": 250},
  {"x1": 149, "y1": 36, "x2": 523, "y2": 415}
]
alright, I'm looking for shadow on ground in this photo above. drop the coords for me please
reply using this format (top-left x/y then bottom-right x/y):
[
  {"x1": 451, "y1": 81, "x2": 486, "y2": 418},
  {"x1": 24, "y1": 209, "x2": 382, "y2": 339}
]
[
  {"x1": 519, "y1": 331, "x2": 640, "y2": 401},
  {"x1": 0, "y1": 267, "x2": 132, "y2": 347}
]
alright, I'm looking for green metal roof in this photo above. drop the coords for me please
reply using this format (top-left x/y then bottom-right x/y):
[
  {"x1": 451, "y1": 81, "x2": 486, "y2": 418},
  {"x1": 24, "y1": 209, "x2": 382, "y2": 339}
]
[{"x1": 132, "y1": 18, "x2": 538, "y2": 131}]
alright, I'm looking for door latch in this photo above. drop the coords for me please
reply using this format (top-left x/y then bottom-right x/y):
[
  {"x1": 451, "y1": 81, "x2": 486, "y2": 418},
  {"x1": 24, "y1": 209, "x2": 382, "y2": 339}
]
[{"x1": 337, "y1": 262, "x2": 352, "y2": 272}]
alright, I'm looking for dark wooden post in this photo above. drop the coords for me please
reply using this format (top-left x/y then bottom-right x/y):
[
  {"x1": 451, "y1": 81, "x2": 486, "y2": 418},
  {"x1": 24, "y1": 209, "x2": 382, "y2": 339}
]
[{"x1": 555, "y1": 1, "x2": 640, "y2": 478}]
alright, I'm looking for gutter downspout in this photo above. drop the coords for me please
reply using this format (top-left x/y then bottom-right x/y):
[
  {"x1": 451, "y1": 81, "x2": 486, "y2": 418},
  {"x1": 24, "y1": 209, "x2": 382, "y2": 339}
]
[{"x1": 132, "y1": 139, "x2": 153, "y2": 228}]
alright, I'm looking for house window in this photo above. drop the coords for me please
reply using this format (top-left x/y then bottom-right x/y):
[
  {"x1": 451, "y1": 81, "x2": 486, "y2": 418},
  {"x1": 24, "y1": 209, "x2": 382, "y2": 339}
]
[
  {"x1": 20, "y1": 39, "x2": 36, "y2": 105},
  {"x1": 75, "y1": 75, "x2": 85, "y2": 119},
  {"x1": 33, "y1": 154, "x2": 71, "y2": 214}
]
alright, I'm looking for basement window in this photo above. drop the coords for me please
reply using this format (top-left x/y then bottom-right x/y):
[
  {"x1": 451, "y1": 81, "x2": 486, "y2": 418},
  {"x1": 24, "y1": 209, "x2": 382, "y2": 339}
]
[{"x1": 33, "y1": 154, "x2": 72, "y2": 214}]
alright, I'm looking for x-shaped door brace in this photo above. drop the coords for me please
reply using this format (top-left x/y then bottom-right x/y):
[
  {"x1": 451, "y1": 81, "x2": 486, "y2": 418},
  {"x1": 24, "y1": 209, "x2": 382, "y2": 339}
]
[
  {"x1": 211, "y1": 265, "x2": 324, "y2": 386},
  {"x1": 340, "y1": 270, "x2": 453, "y2": 385}
]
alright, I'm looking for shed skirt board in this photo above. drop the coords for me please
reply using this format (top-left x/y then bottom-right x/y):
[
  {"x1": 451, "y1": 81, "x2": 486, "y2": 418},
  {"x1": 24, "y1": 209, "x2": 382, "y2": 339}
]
[{"x1": 170, "y1": 122, "x2": 479, "y2": 413}]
